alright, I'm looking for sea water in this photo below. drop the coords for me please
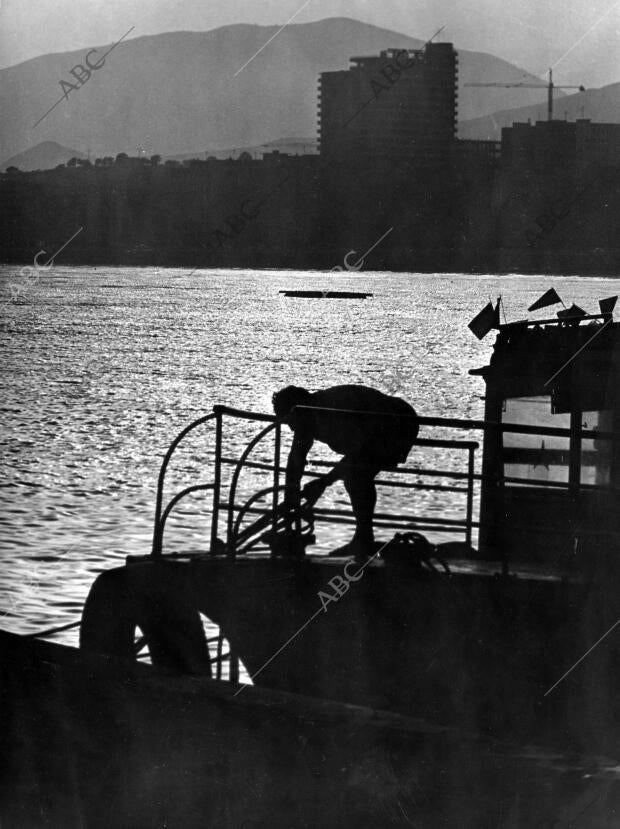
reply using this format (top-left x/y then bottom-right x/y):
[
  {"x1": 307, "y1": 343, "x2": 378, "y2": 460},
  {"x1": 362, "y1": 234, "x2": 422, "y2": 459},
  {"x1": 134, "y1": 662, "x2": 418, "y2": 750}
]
[{"x1": 0, "y1": 266, "x2": 617, "y2": 642}]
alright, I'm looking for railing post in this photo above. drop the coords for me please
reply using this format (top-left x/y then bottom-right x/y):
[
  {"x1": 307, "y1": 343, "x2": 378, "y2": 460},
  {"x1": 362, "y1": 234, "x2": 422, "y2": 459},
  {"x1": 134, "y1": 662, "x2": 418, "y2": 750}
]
[
  {"x1": 272, "y1": 422, "x2": 281, "y2": 534},
  {"x1": 152, "y1": 473, "x2": 165, "y2": 560},
  {"x1": 210, "y1": 410, "x2": 223, "y2": 555},
  {"x1": 478, "y1": 385, "x2": 504, "y2": 567},
  {"x1": 568, "y1": 409, "x2": 583, "y2": 552},
  {"x1": 466, "y1": 444, "x2": 475, "y2": 549},
  {"x1": 569, "y1": 409, "x2": 582, "y2": 498},
  {"x1": 226, "y1": 423, "x2": 277, "y2": 558},
  {"x1": 216, "y1": 632, "x2": 224, "y2": 681},
  {"x1": 230, "y1": 652, "x2": 240, "y2": 685}
]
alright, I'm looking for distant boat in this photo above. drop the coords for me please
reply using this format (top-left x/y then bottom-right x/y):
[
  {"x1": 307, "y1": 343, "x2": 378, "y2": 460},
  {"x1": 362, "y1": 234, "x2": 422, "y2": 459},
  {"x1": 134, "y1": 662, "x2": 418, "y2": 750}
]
[{"x1": 279, "y1": 290, "x2": 372, "y2": 298}]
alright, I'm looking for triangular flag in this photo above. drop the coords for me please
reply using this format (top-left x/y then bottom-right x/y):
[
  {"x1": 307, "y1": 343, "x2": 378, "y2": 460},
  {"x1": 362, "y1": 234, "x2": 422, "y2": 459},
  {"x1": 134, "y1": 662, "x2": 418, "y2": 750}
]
[
  {"x1": 599, "y1": 296, "x2": 618, "y2": 315},
  {"x1": 468, "y1": 301, "x2": 500, "y2": 340},
  {"x1": 528, "y1": 288, "x2": 563, "y2": 312},
  {"x1": 557, "y1": 304, "x2": 586, "y2": 319}
]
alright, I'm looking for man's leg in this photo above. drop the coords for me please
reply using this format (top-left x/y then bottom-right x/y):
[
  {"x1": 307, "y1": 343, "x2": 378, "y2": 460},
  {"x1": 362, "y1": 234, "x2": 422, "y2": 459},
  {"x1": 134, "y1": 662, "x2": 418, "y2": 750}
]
[{"x1": 342, "y1": 464, "x2": 379, "y2": 558}]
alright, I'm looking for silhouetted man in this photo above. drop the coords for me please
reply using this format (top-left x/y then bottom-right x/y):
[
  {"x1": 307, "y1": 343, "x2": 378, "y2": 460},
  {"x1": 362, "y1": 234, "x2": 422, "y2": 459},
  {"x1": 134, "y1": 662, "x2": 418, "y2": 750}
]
[{"x1": 272, "y1": 384, "x2": 419, "y2": 560}]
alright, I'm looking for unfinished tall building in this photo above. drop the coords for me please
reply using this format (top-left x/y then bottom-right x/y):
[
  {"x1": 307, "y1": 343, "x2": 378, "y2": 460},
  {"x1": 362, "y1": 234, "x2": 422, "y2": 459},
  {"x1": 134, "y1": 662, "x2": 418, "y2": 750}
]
[{"x1": 318, "y1": 43, "x2": 458, "y2": 166}]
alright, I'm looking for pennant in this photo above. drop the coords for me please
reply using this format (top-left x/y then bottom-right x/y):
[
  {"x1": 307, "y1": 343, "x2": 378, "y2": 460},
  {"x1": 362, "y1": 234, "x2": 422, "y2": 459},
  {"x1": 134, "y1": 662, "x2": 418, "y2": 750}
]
[
  {"x1": 557, "y1": 304, "x2": 586, "y2": 319},
  {"x1": 468, "y1": 301, "x2": 500, "y2": 340},
  {"x1": 599, "y1": 296, "x2": 618, "y2": 315},
  {"x1": 528, "y1": 288, "x2": 563, "y2": 313},
  {"x1": 496, "y1": 295, "x2": 505, "y2": 325}
]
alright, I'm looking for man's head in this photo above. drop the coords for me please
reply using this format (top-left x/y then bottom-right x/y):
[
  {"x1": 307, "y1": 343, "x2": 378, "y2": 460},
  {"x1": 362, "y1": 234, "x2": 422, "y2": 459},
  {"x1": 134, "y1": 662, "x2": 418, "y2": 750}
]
[{"x1": 272, "y1": 386, "x2": 311, "y2": 421}]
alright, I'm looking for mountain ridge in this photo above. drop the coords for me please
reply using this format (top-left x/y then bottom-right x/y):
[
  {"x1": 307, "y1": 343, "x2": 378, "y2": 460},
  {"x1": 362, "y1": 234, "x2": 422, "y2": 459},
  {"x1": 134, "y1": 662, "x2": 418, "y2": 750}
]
[
  {"x1": 1, "y1": 141, "x2": 86, "y2": 172},
  {"x1": 0, "y1": 2, "x2": 617, "y2": 89},
  {"x1": 2, "y1": 18, "x2": 560, "y2": 164}
]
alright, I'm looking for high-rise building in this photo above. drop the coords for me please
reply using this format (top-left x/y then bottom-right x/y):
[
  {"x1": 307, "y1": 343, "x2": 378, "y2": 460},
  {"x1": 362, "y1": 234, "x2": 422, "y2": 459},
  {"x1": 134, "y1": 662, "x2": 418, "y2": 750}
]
[{"x1": 318, "y1": 43, "x2": 458, "y2": 165}]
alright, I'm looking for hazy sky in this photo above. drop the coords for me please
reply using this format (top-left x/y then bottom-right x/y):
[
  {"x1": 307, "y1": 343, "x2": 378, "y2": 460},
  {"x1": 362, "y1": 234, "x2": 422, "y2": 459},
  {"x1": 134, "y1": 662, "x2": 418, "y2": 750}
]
[{"x1": 1, "y1": 0, "x2": 618, "y2": 87}]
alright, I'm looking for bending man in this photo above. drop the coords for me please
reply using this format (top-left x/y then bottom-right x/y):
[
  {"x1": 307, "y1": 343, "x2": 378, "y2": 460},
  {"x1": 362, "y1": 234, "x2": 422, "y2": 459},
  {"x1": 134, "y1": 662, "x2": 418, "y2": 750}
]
[{"x1": 272, "y1": 384, "x2": 419, "y2": 560}]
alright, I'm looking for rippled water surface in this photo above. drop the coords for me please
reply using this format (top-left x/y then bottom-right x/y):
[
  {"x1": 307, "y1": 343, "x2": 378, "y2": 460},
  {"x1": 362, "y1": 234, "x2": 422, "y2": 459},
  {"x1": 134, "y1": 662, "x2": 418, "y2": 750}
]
[{"x1": 0, "y1": 267, "x2": 617, "y2": 642}]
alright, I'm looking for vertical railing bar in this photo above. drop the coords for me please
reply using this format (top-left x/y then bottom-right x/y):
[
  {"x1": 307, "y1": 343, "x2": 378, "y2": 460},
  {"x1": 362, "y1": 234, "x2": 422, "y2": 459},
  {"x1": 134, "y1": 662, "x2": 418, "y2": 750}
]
[
  {"x1": 569, "y1": 409, "x2": 583, "y2": 553},
  {"x1": 272, "y1": 422, "x2": 281, "y2": 534},
  {"x1": 216, "y1": 631, "x2": 223, "y2": 681},
  {"x1": 466, "y1": 444, "x2": 475, "y2": 549},
  {"x1": 226, "y1": 423, "x2": 277, "y2": 558},
  {"x1": 499, "y1": 421, "x2": 510, "y2": 577},
  {"x1": 210, "y1": 410, "x2": 223, "y2": 555},
  {"x1": 569, "y1": 409, "x2": 582, "y2": 497},
  {"x1": 230, "y1": 651, "x2": 239, "y2": 685}
]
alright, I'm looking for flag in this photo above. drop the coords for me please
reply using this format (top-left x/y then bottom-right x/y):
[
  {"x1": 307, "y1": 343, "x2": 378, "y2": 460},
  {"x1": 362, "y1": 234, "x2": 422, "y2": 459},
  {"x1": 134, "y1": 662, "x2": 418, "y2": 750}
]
[
  {"x1": 557, "y1": 304, "x2": 586, "y2": 319},
  {"x1": 468, "y1": 300, "x2": 500, "y2": 340},
  {"x1": 599, "y1": 296, "x2": 618, "y2": 315},
  {"x1": 528, "y1": 288, "x2": 563, "y2": 312}
]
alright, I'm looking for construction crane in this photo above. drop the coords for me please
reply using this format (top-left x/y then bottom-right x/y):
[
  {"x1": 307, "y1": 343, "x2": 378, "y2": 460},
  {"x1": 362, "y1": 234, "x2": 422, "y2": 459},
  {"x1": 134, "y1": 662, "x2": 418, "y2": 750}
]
[{"x1": 465, "y1": 69, "x2": 585, "y2": 121}]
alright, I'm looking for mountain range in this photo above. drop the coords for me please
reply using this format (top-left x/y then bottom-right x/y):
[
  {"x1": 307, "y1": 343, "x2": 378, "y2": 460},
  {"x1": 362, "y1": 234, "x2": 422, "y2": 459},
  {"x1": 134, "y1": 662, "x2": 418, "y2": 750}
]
[
  {"x1": 2, "y1": 18, "x2": 560, "y2": 165},
  {"x1": 2, "y1": 18, "x2": 618, "y2": 170},
  {"x1": 1, "y1": 0, "x2": 617, "y2": 89},
  {"x1": 0, "y1": 137, "x2": 319, "y2": 172},
  {"x1": 1, "y1": 141, "x2": 86, "y2": 172}
]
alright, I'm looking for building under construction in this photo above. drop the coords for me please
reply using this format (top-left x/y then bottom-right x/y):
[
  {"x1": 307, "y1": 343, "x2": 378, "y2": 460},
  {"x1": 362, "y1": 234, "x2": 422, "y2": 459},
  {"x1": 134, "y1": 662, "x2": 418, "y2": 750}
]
[{"x1": 318, "y1": 43, "x2": 458, "y2": 166}]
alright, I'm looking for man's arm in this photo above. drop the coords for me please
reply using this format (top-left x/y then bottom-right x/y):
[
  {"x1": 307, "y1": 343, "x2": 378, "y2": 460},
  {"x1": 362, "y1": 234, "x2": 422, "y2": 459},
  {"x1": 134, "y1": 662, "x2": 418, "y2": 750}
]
[
  {"x1": 301, "y1": 457, "x2": 350, "y2": 506},
  {"x1": 284, "y1": 433, "x2": 313, "y2": 504}
]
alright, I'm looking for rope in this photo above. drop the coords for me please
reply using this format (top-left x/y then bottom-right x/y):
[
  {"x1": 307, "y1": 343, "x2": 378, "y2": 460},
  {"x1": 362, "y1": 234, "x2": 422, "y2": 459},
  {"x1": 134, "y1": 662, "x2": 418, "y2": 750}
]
[{"x1": 23, "y1": 620, "x2": 81, "y2": 639}]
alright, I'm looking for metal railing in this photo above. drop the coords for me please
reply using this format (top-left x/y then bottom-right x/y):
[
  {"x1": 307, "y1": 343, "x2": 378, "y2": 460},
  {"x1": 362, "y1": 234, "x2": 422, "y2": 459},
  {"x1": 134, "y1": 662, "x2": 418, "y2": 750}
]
[
  {"x1": 148, "y1": 404, "x2": 619, "y2": 683},
  {"x1": 151, "y1": 405, "x2": 480, "y2": 560},
  {"x1": 151, "y1": 404, "x2": 620, "y2": 564}
]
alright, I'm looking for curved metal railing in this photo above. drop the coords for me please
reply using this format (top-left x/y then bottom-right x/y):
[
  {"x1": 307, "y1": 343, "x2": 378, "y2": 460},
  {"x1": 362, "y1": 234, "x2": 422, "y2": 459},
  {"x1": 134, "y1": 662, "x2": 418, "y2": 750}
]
[
  {"x1": 150, "y1": 404, "x2": 484, "y2": 561},
  {"x1": 151, "y1": 413, "x2": 216, "y2": 557},
  {"x1": 151, "y1": 401, "x2": 620, "y2": 563},
  {"x1": 225, "y1": 421, "x2": 278, "y2": 558}
]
